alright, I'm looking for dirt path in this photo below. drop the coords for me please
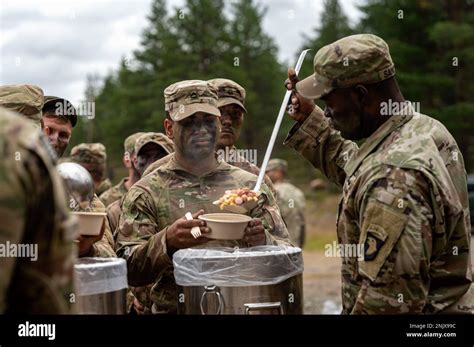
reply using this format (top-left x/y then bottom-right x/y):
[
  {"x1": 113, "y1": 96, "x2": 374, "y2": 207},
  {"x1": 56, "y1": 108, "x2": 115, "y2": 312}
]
[{"x1": 302, "y1": 250, "x2": 341, "y2": 314}]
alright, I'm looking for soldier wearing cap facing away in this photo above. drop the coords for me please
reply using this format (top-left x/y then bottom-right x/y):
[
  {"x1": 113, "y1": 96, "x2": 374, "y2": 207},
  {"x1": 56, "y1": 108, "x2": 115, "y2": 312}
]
[
  {"x1": 70, "y1": 143, "x2": 116, "y2": 257},
  {"x1": 266, "y1": 159, "x2": 306, "y2": 248},
  {"x1": 284, "y1": 34, "x2": 472, "y2": 314},
  {"x1": 116, "y1": 80, "x2": 289, "y2": 314},
  {"x1": 99, "y1": 132, "x2": 145, "y2": 207}
]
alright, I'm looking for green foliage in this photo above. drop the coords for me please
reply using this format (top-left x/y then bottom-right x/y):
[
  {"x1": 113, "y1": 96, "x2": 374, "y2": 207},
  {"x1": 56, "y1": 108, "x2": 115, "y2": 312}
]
[
  {"x1": 72, "y1": 0, "x2": 285, "y2": 173},
  {"x1": 73, "y1": 0, "x2": 474, "y2": 182},
  {"x1": 298, "y1": 0, "x2": 354, "y2": 84},
  {"x1": 358, "y1": 0, "x2": 474, "y2": 171}
]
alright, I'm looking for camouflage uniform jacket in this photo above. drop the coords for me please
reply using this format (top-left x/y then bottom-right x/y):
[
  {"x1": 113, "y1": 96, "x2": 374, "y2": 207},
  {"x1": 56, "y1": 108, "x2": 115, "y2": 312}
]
[
  {"x1": 274, "y1": 181, "x2": 306, "y2": 248},
  {"x1": 107, "y1": 198, "x2": 122, "y2": 240},
  {"x1": 0, "y1": 107, "x2": 77, "y2": 313},
  {"x1": 116, "y1": 153, "x2": 290, "y2": 314},
  {"x1": 96, "y1": 178, "x2": 112, "y2": 196},
  {"x1": 284, "y1": 105, "x2": 472, "y2": 314},
  {"x1": 99, "y1": 177, "x2": 128, "y2": 207},
  {"x1": 143, "y1": 147, "x2": 276, "y2": 195}
]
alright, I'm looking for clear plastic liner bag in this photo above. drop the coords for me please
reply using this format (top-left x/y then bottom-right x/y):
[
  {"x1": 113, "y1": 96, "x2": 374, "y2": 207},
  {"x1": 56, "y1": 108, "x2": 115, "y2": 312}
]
[
  {"x1": 173, "y1": 245, "x2": 303, "y2": 287},
  {"x1": 74, "y1": 257, "x2": 128, "y2": 296}
]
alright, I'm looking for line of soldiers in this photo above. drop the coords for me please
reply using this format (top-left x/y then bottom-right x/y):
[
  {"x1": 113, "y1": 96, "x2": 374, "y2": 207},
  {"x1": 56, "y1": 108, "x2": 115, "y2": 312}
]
[
  {"x1": 1, "y1": 33, "x2": 472, "y2": 315},
  {"x1": 0, "y1": 77, "x2": 306, "y2": 314}
]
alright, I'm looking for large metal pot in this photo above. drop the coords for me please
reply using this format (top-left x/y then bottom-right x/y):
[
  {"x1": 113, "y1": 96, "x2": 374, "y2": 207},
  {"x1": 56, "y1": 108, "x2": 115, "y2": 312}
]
[
  {"x1": 74, "y1": 257, "x2": 127, "y2": 314},
  {"x1": 173, "y1": 246, "x2": 304, "y2": 315}
]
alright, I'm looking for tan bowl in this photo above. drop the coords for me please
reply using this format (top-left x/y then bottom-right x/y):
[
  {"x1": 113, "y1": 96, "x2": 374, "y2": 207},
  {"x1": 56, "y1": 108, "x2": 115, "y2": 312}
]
[
  {"x1": 198, "y1": 213, "x2": 252, "y2": 240},
  {"x1": 72, "y1": 211, "x2": 106, "y2": 236}
]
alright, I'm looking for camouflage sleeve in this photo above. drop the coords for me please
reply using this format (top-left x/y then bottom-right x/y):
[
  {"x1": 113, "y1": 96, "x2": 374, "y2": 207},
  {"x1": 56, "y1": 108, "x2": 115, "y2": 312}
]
[
  {"x1": 283, "y1": 106, "x2": 358, "y2": 187},
  {"x1": 87, "y1": 218, "x2": 116, "y2": 258},
  {"x1": 0, "y1": 134, "x2": 76, "y2": 314},
  {"x1": 351, "y1": 168, "x2": 433, "y2": 314},
  {"x1": 0, "y1": 150, "x2": 28, "y2": 312},
  {"x1": 98, "y1": 189, "x2": 111, "y2": 206},
  {"x1": 115, "y1": 187, "x2": 171, "y2": 287},
  {"x1": 251, "y1": 183, "x2": 292, "y2": 246},
  {"x1": 106, "y1": 199, "x2": 122, "y2": 242}
]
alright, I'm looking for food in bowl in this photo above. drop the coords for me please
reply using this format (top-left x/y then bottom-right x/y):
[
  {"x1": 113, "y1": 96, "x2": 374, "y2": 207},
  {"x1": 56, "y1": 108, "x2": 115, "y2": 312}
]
[{"x1": 214, "y1": 188, "x2": 259, "y2": 210}]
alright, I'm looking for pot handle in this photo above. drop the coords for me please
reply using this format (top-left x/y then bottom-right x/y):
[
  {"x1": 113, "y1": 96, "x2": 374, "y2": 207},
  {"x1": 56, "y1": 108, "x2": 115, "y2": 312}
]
[
  {"x1": 244, "y1": 302, "x2": 284, "y2": 315},
  {"x1": 200, "y1": 285, "x2": 223, "y2": 315}
]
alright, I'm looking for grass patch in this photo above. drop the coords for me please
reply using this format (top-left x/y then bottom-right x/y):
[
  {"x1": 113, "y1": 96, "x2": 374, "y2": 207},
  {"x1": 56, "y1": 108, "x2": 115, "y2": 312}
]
[{"x1": 304, "y1": 233, "x2": 338, "y2": 252}]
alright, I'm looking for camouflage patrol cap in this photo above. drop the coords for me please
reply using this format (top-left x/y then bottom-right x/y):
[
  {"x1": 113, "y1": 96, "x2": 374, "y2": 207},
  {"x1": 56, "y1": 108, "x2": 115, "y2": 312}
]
[
  {"x1": 124, "y1": 132, "x2": 145, "y2": 155},
  {"x1": 0, "y1": 84, "x2": 44, "y2": 127},
  {"x1": 70, "y1": 143, "x2": 107, "y2": 167},
  {"x1": 43, "y1": 96, "x2": 78, "y2": 127},
  {"x1": 296, "y1": 34, "x2": 395, "y2": 99},
  {"x1": 208, "y1": 78, "x2": 247, "y2": 112},
  {"x1": 164, "y1": 80, "x2": 220, "y2": 121},
  {"x1": 266, "y1": 159, "x2": 288, "y2": 174},
  {"x1": 135, "y1": 132, "x2": 174, "y2": 156}
]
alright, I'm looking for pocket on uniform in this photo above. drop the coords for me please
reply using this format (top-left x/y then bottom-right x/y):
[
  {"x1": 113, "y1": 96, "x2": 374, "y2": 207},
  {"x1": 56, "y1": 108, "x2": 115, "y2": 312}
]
[{"x1": 358, "y1": 200, "x2": 408, "y2": 281}]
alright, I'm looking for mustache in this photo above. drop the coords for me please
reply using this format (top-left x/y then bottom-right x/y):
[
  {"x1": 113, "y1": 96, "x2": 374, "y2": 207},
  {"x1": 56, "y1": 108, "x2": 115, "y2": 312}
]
[
  {"x1": 220, "y1": 127, "x2": 234, "y2": 135},
  {"x1": 191, "y1": 136, "x2": 213, "y2": 143}
]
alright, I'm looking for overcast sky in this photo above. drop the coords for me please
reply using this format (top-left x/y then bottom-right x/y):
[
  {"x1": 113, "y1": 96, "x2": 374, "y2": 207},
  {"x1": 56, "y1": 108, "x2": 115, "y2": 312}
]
[{"x1": 0, "y1": 0, "x2": 362, "y2": 105}]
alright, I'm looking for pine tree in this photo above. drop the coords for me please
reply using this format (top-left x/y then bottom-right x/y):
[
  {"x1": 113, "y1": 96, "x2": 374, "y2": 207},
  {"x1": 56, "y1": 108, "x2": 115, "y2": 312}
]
[
  {"x1": 298, "y1": 0, "x2": 353, "y2": 82},
  {"x1": 358, "y1": 0, "x2": 474, "y2": 171},
  {"x1": 228, "y1": 0, "x2": 284, "y2": 154}
]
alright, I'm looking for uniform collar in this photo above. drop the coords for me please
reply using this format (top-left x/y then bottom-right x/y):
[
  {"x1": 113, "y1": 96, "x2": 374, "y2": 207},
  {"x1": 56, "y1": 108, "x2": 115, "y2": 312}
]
[
  {"x1": 161, "y1": 152, "x2": 231, "y2": 177},
  {"x1": 344, "y1": 108, "x2": 415, "y2": 177}
]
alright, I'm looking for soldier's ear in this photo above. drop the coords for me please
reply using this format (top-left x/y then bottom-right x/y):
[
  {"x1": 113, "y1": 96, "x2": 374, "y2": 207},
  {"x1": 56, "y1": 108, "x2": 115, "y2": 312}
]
[
  {"x1": 354, "y1": 85, "x2": 368, "y2": 105},
  {"x1": 164, "y1": 118, "x2": 174, "y2": 139}
]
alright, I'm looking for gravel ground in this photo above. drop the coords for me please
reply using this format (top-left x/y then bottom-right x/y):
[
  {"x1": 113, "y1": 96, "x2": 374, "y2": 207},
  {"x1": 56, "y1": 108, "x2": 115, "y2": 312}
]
[{"x1": 302, "y1": 250, "x2": 342, "y2": 314}]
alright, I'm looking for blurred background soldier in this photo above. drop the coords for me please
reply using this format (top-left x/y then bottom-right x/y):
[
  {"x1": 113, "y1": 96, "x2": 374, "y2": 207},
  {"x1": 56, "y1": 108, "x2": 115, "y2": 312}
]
[
  {"x1": 107, "y1": 132, "x2": 174, "y2": 236},
  {"x1": 42, "y1": 96, "x2": 77, "y2": 157},
  {"x1": 100, "y1": 132, "x2": 144, "y2": 207},
  {"x1": 106, "y1": 132, "x2": 174, "y2": 314},
  {"x1": 69, "y1": 143, "x2": 116, "y2": 257},
  {"x1": 0, "y1": 103, "x2": 76, "y2": 313},
  {"x1": 266, "y1": 159, "x2": 306, "y2": 248},
  {"x1": 71, "y1": 142, "x2": 111, "y2": 195}
]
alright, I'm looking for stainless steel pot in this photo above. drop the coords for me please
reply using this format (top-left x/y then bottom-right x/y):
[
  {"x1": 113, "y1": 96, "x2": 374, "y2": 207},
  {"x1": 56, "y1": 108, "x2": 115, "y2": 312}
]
[
  {"x1": 173, "y1": 246, "x2": 304, "y2": 315},
  {"x1": 74, "y1": 257, "x2": 128, "y2": 314}
]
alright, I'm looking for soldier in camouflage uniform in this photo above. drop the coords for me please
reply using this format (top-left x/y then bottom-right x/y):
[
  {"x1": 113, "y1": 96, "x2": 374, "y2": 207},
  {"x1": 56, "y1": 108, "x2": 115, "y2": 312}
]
[
  {"x1": 116, "y1": 80, "x2": 289, "y2": 314},
  {"x1": 0, "y1": 96, "x2": 76, "y2": 313},
  {"x1": 209, "y1": 79, "x2": 271, "y2": 190},
  {"x1": 99, "y1": 132, "x2": 144, "y2": 207},
  {"x1": 107, "y1": 132, "x2": 174, "y2": 314},
  {"x1": 70, "y1": 142, "x2": 111, "y2": 196},
  {"x1": 266, "y1": 159, "x2": 306, "y2": 248},
  {"x1": 142, "y1": 78, "x2": 275, "y2": 195},
  {"x1": 70, "y1": 143, "x2": 116, "y2": 257},
  {"x1": 284, "y1": 34, "x2": 472, "y2": 313},
  {"x1": 42, "y1": 96, "x2": 77, "y2": 157},
  {"x1": 107, "y1": 132, "x2": 174, "y2": 237}
]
